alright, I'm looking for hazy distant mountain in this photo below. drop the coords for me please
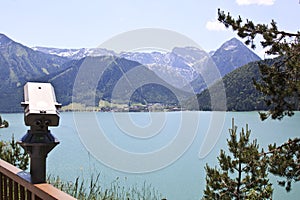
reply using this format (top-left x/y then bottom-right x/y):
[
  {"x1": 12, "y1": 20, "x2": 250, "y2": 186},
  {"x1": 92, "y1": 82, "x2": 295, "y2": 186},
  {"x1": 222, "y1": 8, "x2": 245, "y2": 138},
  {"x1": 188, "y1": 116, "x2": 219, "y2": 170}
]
[
  {"x1": 32, "y1": 46, "x2": 115, "y2": 60},
  {"x1": 120, "y1": 47, "x2": 209, "y2": 90},
  {"x1": 33, "y1": 46, "x2": 208, "y2": 90},
  {"x1": 38, "y1": 56, "x2": 191, "y2": 107},
  {"x1": 33, "y1": 38, "x2": 260, "y2": 93},
  {"x1": 187, "y1": 38, "x2": 261, "y2": 93},
  {"x1": 187, "y1": 59, "x2": 276, "y2": 111},
  {"x1": 34, "y1": 38, "x2": 260, "y2": 93},
  {"x1": 212, "y1": 38, "x2": 261, "y2": 76}
]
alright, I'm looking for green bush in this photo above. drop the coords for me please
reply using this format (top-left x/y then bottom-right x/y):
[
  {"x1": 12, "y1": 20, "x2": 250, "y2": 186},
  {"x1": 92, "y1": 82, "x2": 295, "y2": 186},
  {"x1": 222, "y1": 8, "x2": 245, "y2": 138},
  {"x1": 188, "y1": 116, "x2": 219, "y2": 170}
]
[{"x1": 0, "y1": 135, "x2": 29, "y2": 170}]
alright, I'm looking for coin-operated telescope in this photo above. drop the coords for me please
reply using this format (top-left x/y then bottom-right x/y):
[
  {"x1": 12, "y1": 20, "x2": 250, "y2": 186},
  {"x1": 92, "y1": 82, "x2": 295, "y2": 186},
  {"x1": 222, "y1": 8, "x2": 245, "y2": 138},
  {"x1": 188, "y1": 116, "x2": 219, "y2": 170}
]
[{"x1": 18, "y1": 82, "x2": 61, "y2": 184}]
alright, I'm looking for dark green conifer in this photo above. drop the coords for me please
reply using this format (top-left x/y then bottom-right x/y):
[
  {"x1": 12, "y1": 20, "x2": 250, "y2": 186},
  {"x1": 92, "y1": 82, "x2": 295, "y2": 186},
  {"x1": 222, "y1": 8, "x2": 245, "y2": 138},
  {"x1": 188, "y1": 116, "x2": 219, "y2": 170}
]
[
  {"x1": 203, "y1": 119, "x2": 273, "y2": 199},
  {"x1": 216, "y1": 8, "x2": 300, "y2": 192},
  {"x1": 267, "y1": 138, "x2": 300, "y2": 192},
  {"x1": 217, "y1": 9, "x2": 300, "y2": 121}
]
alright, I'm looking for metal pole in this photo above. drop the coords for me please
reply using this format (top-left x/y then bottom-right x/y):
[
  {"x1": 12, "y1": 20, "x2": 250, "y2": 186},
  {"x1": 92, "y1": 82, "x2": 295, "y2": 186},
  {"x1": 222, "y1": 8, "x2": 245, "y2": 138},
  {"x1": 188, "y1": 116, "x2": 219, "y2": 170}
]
[
  {"x1": 30, "y1": 145, "x2": 47, "y2": 183},
  {"x1": 18, "y1": 131, "x2": 59, "y2": 184}
]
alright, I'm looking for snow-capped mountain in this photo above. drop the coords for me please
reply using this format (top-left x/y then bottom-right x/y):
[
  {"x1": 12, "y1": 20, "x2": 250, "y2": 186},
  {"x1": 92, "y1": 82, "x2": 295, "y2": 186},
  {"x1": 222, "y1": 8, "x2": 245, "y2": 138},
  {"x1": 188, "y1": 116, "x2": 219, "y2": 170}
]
[
  {"x1": 32, "y1": 47, "x2": 115, "y2": 60},
  {"x1": 32, "y1": 38, "x2": 261, "y2": 92},
  {"x1": 33, "y1": 45, "x2": 210, "y2": 90},
  {"x1": 212, "y1": 38, "x2": 261, "y2": 76},
  {"x1": 119, "y1": 47, "x2": 210, "y2": 90}
]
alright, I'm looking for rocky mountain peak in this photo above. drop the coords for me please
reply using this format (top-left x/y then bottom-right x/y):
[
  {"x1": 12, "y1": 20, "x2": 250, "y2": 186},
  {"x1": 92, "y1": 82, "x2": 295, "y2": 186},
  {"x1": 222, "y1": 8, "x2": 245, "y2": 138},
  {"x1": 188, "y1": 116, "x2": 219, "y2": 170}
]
[
  {"x1": 0, "y1": 33, "x2": 13, "y2": 46},
  {"x1": 220, "y1": 38, "x2": 243, "y2": 51},
  {"x1": 212, "y1": 37, "x2": 261, "y2": 77}
]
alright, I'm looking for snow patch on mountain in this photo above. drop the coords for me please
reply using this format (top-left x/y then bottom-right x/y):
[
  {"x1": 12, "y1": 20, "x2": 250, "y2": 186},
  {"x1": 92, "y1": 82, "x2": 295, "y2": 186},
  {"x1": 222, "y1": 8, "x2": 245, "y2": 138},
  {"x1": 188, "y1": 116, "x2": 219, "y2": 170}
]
[
  {"x1": 32, "y1": 47, "x2": 115, "y2": 60},
  {"x1": 31, "y1": 37, "x2": 260, "y2": 93},
  {"x1": 224, "y1": 44, "x2": 237, "y2": 51}
]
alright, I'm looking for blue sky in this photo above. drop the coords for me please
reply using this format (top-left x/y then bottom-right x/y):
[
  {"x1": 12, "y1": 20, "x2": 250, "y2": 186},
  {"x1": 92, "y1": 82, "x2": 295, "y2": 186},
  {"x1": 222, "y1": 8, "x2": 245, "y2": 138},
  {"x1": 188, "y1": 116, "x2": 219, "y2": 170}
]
[{"x1": 1, "y1": 0, "x2": 299, "y2": 57}]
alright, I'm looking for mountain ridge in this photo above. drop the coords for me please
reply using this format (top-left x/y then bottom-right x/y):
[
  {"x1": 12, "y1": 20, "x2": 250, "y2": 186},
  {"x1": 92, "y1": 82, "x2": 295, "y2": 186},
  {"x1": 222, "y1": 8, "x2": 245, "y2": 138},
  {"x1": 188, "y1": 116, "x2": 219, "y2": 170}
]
[
  {"x1": 0, "y1": 34, "x2": 70, "y2": 90},
  {"x1": 32, "y1": 37, "x2": 261, "y2": 92},
  {"x1": 35, "y1": 55, "x2": 193, "y2": 107},
  {"x1": 187, "y1": 59, "x2": 277, "y2": 111},
  {"x1": 0, "y1": 33, "x2": 263, "y2": 112}
]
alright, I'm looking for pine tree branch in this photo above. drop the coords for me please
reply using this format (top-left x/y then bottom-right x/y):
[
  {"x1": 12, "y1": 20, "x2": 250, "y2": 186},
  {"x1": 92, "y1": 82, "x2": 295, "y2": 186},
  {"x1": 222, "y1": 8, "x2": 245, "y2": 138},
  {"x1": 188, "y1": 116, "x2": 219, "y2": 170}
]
[{"x1": 261, "y1": 138, "x2": 300, "y2": 156}]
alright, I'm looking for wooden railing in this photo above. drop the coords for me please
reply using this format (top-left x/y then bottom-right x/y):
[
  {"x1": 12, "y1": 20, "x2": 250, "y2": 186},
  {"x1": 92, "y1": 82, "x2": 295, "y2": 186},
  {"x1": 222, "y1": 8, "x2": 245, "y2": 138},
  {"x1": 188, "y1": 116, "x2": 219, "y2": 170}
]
[{"x1": 0, "y1": 159, "x2": 76, "y2": 200}]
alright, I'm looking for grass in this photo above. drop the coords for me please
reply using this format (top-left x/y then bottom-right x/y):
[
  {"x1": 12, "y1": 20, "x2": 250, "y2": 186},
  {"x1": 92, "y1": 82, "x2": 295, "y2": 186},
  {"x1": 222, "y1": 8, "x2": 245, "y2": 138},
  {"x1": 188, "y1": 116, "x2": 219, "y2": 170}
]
[{"x1": 48, "y1": 173, "x2": 166, "y2": 200}]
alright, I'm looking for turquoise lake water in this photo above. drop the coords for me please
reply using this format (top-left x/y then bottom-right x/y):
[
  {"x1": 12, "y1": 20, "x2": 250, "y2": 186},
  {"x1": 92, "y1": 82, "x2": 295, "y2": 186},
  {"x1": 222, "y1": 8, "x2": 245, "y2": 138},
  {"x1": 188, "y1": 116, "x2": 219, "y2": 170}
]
[{"x1": 0, "y1": 111, "x2": 299, "y2": 199}]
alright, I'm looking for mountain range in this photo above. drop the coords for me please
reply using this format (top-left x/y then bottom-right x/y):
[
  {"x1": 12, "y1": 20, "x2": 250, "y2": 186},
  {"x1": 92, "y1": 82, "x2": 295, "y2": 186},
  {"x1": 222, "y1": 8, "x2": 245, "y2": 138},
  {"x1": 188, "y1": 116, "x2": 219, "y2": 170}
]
[
  {"x1": 33, "y1": 38, "x2": 260, "y2": 92},
  {"x1": 0, "y1": 33, "x2": 262, "y2": 112}
]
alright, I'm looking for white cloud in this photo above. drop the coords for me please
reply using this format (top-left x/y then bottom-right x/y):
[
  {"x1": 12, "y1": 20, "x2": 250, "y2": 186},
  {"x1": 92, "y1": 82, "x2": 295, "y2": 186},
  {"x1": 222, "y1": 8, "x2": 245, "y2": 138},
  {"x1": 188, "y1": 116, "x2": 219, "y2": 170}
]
[
  {"x1": 236, "y1": 0, "x2": 275, "y2": 5},
  {"x1": 205, "y1": 20, "x2": 226, "y2": 31}
]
